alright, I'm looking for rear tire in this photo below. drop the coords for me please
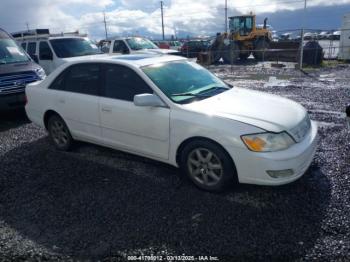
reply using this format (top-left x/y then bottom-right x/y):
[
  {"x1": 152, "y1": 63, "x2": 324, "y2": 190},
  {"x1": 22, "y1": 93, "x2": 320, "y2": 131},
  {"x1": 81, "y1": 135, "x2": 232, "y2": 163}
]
[
  {"x1": 180, "y1": 139, "x2": 238, "y2": 192},
  {"x1": 48, "y1": 114, "x2": 74, "y2": 151},
  {"x1": 239, "y1": 52, "x2": 250, "y2": 61}
]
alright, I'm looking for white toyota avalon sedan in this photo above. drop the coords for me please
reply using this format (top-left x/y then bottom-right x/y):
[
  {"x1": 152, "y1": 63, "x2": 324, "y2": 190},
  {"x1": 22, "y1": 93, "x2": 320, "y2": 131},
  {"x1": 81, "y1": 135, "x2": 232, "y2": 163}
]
[{"x1": 25, "y1": 54, "x2": 318, "y2": 191}]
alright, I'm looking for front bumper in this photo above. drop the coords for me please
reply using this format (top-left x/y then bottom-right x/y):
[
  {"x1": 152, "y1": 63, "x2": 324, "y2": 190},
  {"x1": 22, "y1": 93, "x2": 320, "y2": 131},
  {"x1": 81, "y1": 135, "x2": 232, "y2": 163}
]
[
  {"x1": 0, "y1": 92, "x2": 26, "y2": 111},
  {"x1": 227, "y1": 121, "x2": 318, "y2": 186}
]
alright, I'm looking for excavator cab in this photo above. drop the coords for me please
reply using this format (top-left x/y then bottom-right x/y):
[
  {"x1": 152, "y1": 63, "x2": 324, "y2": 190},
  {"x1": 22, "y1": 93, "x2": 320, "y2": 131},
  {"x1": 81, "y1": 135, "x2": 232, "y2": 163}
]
[{"x1": 229, "y1": 15, "x2": 254, "y2": 36}]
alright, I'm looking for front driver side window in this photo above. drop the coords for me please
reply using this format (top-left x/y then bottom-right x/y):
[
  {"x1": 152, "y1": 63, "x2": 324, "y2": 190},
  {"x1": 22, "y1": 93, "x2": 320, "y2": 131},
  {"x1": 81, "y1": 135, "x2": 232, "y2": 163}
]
[
  {"x1": 39, "y1": 41, "x2": 53, "y2": 60},
  {"x1": 103, "y1": 64, "x2": 153, "y2": 101}
]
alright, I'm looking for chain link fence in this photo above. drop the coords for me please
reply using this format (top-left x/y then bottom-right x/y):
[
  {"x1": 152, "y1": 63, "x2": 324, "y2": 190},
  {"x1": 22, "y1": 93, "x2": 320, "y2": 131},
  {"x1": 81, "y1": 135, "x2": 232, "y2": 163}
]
[{"x1": 178, "y1": 28, "x2": 349, "y2": 69}]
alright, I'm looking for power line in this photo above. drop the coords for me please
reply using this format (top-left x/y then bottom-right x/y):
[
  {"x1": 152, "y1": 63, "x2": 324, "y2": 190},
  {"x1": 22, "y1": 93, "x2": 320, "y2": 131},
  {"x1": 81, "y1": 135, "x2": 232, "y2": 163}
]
[
  {"x1": 225, "y1": 0, "x2": 228, "y2": 33},
  {"x1": 299, "y1": 0, "x2": 307, "y2": 69},
  {"x1": 103, "y1": 11, "x2": 108, "y2": 40}
]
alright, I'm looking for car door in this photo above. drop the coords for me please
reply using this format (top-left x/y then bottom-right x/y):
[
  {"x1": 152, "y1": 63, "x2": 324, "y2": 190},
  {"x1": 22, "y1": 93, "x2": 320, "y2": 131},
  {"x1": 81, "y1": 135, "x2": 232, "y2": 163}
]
[
  {"x1": 39, "y1": 41, "x2": 55, "y2": 74},
  {"x1": 99, "y1": 63, "x2": 170, "y2": 160},
  {"x1": 49, "y1": 63, "x2": 102, "y2": 142}
]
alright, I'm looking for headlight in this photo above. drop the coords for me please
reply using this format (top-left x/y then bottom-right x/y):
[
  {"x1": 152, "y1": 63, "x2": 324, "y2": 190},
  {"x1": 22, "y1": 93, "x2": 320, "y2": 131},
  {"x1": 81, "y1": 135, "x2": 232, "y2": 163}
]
[
  {"x1": 241, "y1": 132, "x2": 295, "y2": 152},
  {"x1": 35, "y1": 68, "x2": 46, "y2": 80}
]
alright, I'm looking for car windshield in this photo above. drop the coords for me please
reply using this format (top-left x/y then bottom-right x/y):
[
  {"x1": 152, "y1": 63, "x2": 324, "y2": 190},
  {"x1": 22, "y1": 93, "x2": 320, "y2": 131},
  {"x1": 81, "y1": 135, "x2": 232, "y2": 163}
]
[
  {"x1": 126, "y1": 38, "x2": 158, "y2": 50},
  {"x1": 0, "y1": 38, "x2": 30, "y2": 64},
  {"x1": 142, "y1": 61, "x2": 230, "y2": 104},
  {"x1": 50, "y1": 38, "x2": 102, "y2": 58}
]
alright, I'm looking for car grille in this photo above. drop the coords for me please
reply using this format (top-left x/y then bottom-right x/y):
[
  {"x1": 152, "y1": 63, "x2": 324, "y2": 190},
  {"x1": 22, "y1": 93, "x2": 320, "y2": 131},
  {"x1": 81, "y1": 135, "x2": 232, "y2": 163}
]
[
  {"x1": 290, "y1": 115, "x2": 312, "y2": 143},
  {"x1": 0, "y1": 71, "x2": 39, "y2": 95}
]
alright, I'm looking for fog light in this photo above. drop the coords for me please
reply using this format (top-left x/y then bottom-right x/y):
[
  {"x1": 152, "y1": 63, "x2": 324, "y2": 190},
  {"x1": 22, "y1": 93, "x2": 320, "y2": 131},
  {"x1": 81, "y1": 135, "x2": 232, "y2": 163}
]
[{"x1": 266, "y1": 169, "x2": 294, "y2": 178}]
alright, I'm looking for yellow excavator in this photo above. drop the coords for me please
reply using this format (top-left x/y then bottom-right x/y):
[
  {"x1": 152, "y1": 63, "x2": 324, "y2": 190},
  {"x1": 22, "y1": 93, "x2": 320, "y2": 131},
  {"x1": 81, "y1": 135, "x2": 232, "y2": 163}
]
[{"x1": 205, "y1": 13, "x2": 272, "y2": 63}]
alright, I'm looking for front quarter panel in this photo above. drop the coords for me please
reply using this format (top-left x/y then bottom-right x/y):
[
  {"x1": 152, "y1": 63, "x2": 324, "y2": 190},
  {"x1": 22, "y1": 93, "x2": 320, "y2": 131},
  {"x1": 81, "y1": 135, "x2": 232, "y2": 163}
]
[{"x1": 169, "y1": 108, "x2": 264, "y2": 166}]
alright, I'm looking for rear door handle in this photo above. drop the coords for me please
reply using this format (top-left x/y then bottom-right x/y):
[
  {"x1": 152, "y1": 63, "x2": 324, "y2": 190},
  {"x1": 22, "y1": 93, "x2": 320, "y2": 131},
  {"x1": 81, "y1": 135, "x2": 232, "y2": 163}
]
[{"x1": 101, "y1": 107, "x2": 112, "y2": 113}]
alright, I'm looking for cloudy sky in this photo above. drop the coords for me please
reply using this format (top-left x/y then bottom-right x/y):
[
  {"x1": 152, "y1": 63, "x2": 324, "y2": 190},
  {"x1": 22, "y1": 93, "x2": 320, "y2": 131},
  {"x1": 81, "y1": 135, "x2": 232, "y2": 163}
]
[{"x1": 1, "y1": 0, "x2": 349, "y2": 39}]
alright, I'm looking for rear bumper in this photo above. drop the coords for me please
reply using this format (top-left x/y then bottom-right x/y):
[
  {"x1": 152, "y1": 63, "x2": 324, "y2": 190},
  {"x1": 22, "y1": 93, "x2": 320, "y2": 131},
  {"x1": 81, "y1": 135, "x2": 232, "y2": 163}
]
[
  {"x1": 227, "y1": 121, "x2": 319, "y2": 186},
  {"x1": 0, "y1": 92, "x2": 26, "y2": 111}
]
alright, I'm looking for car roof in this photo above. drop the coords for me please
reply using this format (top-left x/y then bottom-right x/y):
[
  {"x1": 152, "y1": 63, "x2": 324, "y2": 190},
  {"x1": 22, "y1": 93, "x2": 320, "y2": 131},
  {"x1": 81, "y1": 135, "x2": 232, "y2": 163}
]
[
  {"x1": 111, "y1": 36, "x2": 148, "y2": 41},
  {"x1": 48, "y1": 36, "x2": 89, "y2": 40},
  {"x1": 63, "y1": 54, "x2": 187, "y2": 68}
]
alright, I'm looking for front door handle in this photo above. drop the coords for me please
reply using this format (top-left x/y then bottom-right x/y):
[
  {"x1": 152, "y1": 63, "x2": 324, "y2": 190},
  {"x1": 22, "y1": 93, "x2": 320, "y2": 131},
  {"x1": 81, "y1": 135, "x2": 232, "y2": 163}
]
[{"x1": 58, "y1": 98, "x2": 65, "y2": 104}]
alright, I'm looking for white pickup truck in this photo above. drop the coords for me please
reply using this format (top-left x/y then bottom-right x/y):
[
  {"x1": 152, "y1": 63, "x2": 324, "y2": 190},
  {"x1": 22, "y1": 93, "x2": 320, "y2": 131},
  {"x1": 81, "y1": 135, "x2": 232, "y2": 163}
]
[{"x1": 102, "y1": 37, "x2": 179, "y2": 56}]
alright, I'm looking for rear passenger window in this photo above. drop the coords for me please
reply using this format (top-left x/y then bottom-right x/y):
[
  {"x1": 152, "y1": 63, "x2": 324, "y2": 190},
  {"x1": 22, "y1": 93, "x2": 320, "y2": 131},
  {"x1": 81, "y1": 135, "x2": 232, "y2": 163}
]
[
  {"x1": 65, "y1": 64, "x2": 101, "y2": 96},
  {"x1": 49, "y1": 71, "x2": 67, "y2": 91},
  {"x1": 103, "y1": 64, "x2": 153, "y2": 101}
]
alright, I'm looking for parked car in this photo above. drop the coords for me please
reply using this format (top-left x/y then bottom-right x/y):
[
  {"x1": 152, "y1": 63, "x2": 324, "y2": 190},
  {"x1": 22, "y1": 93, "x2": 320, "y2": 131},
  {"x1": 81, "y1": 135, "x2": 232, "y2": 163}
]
[
  {"x1": 153, "y1": 41, "x2": 170, "y2": 49},
  {"x1": 106, "y1": 37, "x2": 179, "y2": 56},
  {"x1": 25, "y1": 54, "x2": 318, "y2": 191},
  {"x1": 13, "y1": 29, "x2": 103, "y2": 75},
  {"x1": 0, "y1": 28, "x2": 45, "y2": 111},
  {"x1": 329, "y1": 31, "x2": 341, "y2": 41},
  {"x1": 180, "y1": 40, "x2": 210, "y2": 58},
  {"x1": 303, "y1": 32, "x2": 318, "y2": 41},
  {"x1": 317, "y1": 31, "x2": 331, "y2": 40}
]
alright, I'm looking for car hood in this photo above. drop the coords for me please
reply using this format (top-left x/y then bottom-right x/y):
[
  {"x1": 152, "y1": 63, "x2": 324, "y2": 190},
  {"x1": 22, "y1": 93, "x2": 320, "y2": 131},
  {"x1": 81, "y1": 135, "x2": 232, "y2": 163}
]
[
  {"x1": 183, "y1": 87, "x2": 307, "y2": 133},
  {"x1": 134, "y1": 49, "x2": 179, "y2": 55},
  {"x1": 0, "y1": 61, "x2": 41, "y2": 75}
]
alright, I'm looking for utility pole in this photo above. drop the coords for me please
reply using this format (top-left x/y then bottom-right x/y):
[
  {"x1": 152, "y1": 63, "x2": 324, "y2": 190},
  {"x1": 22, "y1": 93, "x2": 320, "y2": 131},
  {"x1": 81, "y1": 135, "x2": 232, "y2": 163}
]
[
  {"x1": 160, "y1": 1, "x2": 165, "y2": 40},
  {"x1": 103, "y1": 12, "x2": 108, "y2": 40},
  {"x1": 299, "y1": 0, "x2": 307, "y2": 70},
  {"x1": 26, "y1": 22, "x2": 30, "y2": 31},
  {"x1": 225, "y1": 0, "x2": 228, "y2": 33}
]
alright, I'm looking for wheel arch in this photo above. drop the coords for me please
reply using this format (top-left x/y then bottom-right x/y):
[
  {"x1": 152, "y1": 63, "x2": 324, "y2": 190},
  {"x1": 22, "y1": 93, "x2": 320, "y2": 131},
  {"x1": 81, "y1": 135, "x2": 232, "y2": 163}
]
[
  {"x1": 176, "y1": 136, "x2": 236, "y2": 167},
  {"x1": 43, "y1": 110, "x2": 61, "y2": 130}
]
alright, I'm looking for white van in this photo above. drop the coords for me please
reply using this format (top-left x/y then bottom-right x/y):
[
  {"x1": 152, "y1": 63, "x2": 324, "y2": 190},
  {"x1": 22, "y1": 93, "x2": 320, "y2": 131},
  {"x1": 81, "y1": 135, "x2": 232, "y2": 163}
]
[{"x1": 13, "y1": 29, "x2": 103, "y2": 75}]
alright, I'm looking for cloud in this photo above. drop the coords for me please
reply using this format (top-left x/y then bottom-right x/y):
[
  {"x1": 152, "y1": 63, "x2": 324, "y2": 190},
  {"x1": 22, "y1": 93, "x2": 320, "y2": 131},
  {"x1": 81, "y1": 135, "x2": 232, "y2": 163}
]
[{"x1": 0, "y1": 0, "x2": 349, "y2": 39}]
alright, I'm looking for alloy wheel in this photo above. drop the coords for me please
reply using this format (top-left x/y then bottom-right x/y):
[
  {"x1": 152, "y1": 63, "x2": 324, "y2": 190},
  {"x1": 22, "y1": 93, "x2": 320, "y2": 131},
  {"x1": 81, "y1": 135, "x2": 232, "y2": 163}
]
[{"x1": 187, "y1": 148, "x2": 223, "y2": 187}]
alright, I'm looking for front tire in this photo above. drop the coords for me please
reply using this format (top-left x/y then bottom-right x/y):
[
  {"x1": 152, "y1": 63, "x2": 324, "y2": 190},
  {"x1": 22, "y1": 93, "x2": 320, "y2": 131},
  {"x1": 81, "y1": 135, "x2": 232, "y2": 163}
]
[
  {"x1": 222, "y1": 41, "x2": 240, "y2": 64},
  {"x1": 48, "y1": 114, "x2": 74, "y2": 151},
  {"x1": 253, "y1": 39, "x2": 270, "y2": 61},
  {"x1": 180, "y1": 140, "x2": 237, "y2": 192}
]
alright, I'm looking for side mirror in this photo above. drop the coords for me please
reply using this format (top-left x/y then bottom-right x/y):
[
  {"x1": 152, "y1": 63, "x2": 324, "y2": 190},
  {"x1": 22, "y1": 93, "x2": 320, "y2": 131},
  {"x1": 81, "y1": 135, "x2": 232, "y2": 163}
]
[
  {"x1": 134, "y1": 94, "x2": 166, "y2": 107},
  {"x1": 122, "y1": 48, "x2": 130, "y2": 54}
]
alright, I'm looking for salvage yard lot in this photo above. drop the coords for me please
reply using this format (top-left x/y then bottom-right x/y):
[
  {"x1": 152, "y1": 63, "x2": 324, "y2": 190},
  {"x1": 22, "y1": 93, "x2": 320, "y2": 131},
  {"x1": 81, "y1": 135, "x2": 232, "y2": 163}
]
[{"x1": 0, "y1": 63, "x2": 349, "y2": 261}]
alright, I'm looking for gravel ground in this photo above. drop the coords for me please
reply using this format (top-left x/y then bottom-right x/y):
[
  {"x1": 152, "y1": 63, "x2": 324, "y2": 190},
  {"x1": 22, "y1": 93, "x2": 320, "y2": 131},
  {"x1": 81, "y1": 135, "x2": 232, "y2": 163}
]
[{"x1": 0, "y1": 63, "x2": 349, "y2": 261}]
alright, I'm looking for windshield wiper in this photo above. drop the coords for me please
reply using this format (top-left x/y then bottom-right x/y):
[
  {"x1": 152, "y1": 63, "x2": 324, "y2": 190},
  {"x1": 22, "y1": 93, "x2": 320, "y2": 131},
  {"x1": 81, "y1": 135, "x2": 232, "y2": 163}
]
[
  {"x1": 171, "y1": 92, "x2": 212, "y2": 97},
  {"x1": 198, "y1": 86, "x2": 230, "y2": 95}
]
